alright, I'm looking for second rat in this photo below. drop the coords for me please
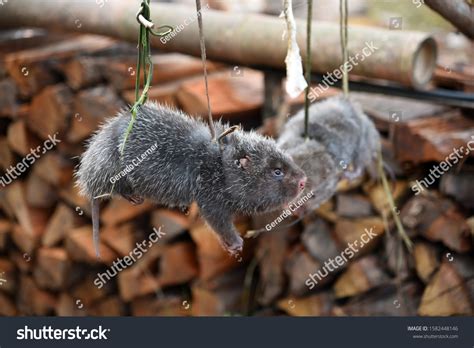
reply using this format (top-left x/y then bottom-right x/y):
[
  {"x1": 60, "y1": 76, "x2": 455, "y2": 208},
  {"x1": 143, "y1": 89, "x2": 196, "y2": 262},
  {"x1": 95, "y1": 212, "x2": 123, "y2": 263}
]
[{"x1": 76, "y1": 103, "x2": 307, "y2": 256}]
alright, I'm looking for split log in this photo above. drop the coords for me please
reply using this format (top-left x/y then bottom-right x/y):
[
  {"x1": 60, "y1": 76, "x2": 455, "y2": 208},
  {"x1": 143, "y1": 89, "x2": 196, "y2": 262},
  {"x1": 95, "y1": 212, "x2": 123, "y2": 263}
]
[
  {"x1": 9, "y1": 250, "x2": 33, "y2": 274},
  {"x1": 363, "y1": 180, "x2": 408, "y2": 217},
  {"x1": 71, "y1": 275, "x2": 112, "y2": 308},
  {"x1": 66, "y1": 226, "x2": 117, "y2": 265},
  {"x1": 333, "y1": 217, "x2": 385, "y2": 257},
  {"x1": 0, "y1": 292, "x2": 17, "y2": 316},
  {"x1": 302, "y1": 218, "x2": 339, "y2": 262},
  {"x1": 100, "y1": 223, "x2": 136, "y2": 257},
  {"x1": 0, "y1": 78, "x2": 18, "y2": 117},
  {"x1": 0, "y1": 220, "x2": 11, "y2": 251},
  {"x1": 393, "y1": 110, "x2": 474, "y2": 164},
  {"x1": 131, "y1": 295, "x2": 190, "y2": 316},
  {"x1": 7, "y1": 119, "x2": 41, "y2": 157},
  {"x1": 43, "y1": 203, "x2": 83, "y2": 247},
  {"x1": 68, "y1": 85, "x2": 125, "y2": 143},
  {"x1": 56, "y1": 294, "x2": 86, "y2": 317},
  {"x1": 401, "y1": 194, "x2": 472, "y2": 253},
  {"x1": 0, "y1": 137, "x2": 14, "y2": 171},
  {"x1": 277, "y1": 292, "x2": 334, "y2": 316},
  {"x1": 118, "y1": 267, "x2": 157, "y2": 302},
  {"x1": 33, "y1": 247, "x2": 73, "y2": 290},
  {"x1": 101, "y1": 198, "x2": 153, "y2": 226},
  {"x1": 28, "y1": 84, "x2": 73, "y2": 139},
  {"x1": 440, "y1": 169, "x2": 474, "y2": 209},
  {"x1": 0, "y1": 258, "x2": 16, "y2": 294},
  {"x1": 150, "y1": 209, "x2": 190, "y2": 242},
  {"x1": 253, "y1": 211, "x2": 294, "y2": 305},
  {"x1": 32, "y1": 152, "x2": 74, "y2": 187},
  {"x1": 177, "y1": 70, "x2": 263, "y2": 125},
  {"x1": 413, "y1": 242, "x2": 440, "y2": 284},
  {"x1": 191, "y1": 269, "x2": 246, "y2": 316},
  {"x1": 285, "y1": 246, "x2": 329, "y2": 296},
  {"x1": 59, "y1": 182, "x2": 91, "y2": 217},
  {"x1": 189, "y1": 221, "x2": 245, "y2": 282},
  {"x1": 6, "y1": 182, "x2": 49, "y2": 250},
  {"x1": 333, "y1": 255, "x2": 389, "y2": 299},
  {"x1": 123, "y1": 83, "x2": 179, "y2": 108},
  {"x1": 89, "y1": 297, "x2": 124, "y2": 316},
  {"x1": 104, "y1": 54, "x2": 220, "y2": 91},
  {"x1": 25, "y1": 174, "x2": 57, "y2": 208},
  {"x1": 3, "y1": 35, "x2": 116, "y2": 98},
  {"x1": 385, "y1": 231, "x2": 414, "y2": 281},
  {"x1": 340, "y1": 282, "x2": 421, "y2": 316},
  {"x1": 18, "y1": 275, "x2": 57, "y2": 315},
  {"x1": 354, "y1": 92, "x2": 448, "y2": 133},
  {"x1": 418, "y1": 261, "x2": 473, "y2": 316},
  {"x1": 156, "y1": 242, "x2": 199, "y2": 287},
  {"x1": 336, "y1": 193, "x2": 374, "y2": 218},
  {"x1": 63, "y1": 57, "x2": 105, "y2": 90}
]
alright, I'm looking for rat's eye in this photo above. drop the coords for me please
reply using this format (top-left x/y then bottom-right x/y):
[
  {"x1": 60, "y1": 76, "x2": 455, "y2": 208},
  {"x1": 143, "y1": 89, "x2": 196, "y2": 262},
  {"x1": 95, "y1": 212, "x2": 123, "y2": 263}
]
[{"x1": 272, "y1": 168, "x2": 284, "y2": 179}]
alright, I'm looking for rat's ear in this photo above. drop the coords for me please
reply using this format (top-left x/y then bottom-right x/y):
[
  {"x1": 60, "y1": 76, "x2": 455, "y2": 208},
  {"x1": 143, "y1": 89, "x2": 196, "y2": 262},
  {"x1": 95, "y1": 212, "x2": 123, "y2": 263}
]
[
  {"x1": 218, "y1": 125, "x2": 240, "y2": 146},
  {"x1": 235, "y1": 155, "x2": 251, "y2": 169}
]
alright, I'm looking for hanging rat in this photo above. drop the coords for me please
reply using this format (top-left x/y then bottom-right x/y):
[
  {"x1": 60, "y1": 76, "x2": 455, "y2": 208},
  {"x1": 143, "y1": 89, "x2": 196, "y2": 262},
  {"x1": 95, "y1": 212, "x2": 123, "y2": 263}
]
[
  {"x1": 76, "y1": 103, "x2": 307, "y2": 256},
  {"x1": 278, "y1": 95, "x2": 380, "y2": 210}
]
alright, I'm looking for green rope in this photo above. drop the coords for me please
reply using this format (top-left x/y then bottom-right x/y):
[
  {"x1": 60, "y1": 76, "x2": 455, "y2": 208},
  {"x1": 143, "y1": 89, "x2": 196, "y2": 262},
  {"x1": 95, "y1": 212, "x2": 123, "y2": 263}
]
[
  {"x1": 304, "y1": 0, "x2": 313, "y2": 140},
  {"x1": 120, "y1": 0, "x2": 172, "y2": 155},
  {"x1": 93, "y1": 0, "x2": 171, "y2": 200}
]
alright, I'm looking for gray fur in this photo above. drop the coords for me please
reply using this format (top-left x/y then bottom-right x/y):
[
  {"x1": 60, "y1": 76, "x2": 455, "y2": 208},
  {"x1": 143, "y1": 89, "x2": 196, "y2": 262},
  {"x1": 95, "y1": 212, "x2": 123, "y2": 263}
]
[
  {"x1": 278, "y1": 96, "x2": 380, "y2": 210},
  {"x1": 76, "y1": 103, "x2": 306, "y2": 254}
]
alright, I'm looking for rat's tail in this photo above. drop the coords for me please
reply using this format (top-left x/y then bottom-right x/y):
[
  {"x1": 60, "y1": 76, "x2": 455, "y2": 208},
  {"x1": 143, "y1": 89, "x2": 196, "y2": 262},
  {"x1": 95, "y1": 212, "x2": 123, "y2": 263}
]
[{"x1": 91, "y1": 198, "x2": 101, "y2": 259}]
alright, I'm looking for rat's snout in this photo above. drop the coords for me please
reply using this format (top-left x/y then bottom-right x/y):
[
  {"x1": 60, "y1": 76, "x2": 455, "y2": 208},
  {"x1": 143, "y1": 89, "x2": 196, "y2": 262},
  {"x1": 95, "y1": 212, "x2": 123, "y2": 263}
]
[{"x1": 298, "y1": 177, "x2": 307, "y2": 190}]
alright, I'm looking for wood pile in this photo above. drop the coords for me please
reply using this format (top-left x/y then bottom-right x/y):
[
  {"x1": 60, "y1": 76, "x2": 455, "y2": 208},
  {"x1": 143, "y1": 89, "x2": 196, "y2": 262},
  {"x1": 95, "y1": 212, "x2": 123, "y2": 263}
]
[{"x1": 0, "y1": 31, "x2": 472, "y2": 317}]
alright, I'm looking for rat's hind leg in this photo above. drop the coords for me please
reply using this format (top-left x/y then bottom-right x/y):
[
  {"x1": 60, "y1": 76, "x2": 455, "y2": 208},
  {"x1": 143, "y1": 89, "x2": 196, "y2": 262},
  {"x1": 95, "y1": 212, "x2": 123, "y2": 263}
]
[
  {"x1": 116, "y1": 176, "x2": 144, "y2": 205},
  {"x1": 200, "y1": 207, "x2": 243, "y2": 255}
]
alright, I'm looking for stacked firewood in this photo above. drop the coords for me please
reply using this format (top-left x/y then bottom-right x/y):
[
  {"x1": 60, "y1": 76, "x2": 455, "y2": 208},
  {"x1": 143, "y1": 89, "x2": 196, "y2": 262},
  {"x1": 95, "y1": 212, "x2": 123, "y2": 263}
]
[{"x1": 0, "y1": 31, "x2": 472, "y2": 317}]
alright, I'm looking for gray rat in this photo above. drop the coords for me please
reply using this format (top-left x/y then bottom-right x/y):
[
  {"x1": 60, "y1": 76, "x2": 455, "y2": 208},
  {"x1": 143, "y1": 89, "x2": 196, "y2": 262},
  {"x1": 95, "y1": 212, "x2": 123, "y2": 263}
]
[
  {"x1": 76, "y1": 103, "x2": 307, "y2": 256},
  {"x1": 278, "y1": 95, "x2": 380, "y2": 210}
]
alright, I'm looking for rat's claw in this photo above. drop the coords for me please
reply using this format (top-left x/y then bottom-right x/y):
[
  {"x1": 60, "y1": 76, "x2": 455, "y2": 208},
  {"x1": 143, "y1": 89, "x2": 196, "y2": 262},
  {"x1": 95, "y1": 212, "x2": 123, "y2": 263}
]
[
  {"x1": 123, "y1": 194, "x2": 144, "y2": 205},
  {"x1": 222, "y1": 235, "x2": 243, "y2": 256}
]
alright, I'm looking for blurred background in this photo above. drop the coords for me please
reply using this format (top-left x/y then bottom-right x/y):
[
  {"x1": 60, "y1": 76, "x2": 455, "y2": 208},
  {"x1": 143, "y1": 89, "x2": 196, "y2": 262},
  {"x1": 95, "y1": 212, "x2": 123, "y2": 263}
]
[{"x1": 0, "y1": 0, "x2": 472, "y2": 316}]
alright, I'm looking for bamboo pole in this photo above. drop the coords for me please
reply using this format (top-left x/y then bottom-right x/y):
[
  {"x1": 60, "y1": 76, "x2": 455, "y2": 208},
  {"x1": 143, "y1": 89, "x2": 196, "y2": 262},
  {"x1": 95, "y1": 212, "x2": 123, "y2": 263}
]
[{"x1": 0, "y1": 0, "x2": 437, "y2": 89}]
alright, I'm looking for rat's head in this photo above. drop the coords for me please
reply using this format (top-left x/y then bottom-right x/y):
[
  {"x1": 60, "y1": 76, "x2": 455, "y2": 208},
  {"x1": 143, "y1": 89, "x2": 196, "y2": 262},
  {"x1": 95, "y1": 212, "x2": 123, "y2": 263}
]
[{"x1": 220, "y1": 129, "x2": 306, "y2": 214}]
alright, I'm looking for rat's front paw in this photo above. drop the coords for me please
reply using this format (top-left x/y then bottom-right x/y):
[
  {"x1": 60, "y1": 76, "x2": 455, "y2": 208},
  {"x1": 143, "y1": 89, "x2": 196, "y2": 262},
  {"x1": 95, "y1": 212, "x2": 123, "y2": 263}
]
[
  {"x1": 123, "y1": 194, "x2": 144, "y2": 205},
  {"x1": 222, "y1": 235, "x2": 243, "y2": 256}
]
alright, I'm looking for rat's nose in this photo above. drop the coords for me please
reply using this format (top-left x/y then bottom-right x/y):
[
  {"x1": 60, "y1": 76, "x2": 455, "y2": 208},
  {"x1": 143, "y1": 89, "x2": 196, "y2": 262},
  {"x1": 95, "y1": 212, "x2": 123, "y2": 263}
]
[{"x1": 298, "y1": 177, "x2": 307, "y2": 190}]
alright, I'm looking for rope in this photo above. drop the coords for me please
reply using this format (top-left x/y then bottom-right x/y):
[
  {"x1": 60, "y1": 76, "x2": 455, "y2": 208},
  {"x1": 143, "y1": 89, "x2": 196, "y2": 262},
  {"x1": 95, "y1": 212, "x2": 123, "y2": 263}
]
[
  {"x1": 95, "y1": 0, "x2": 171, "y2": 200},
  {"x1": 339, "y1": 0, "x2": 349, "y2": 97},
  {"x1": 377, "y1": 149, "x2": 413, "y2": 250},
  {"x1": 337, "y1": 0, "x2": 411, "y2": 250},
  {"x1": 119, "y1": 0, "x2": 172, "y2": 154},
  {"x1": 195, "y1": 0, "x2": 216, "y2": 141},
  {"x1": 304, "y1": 0, "x2": 313, "y2": 139}
]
